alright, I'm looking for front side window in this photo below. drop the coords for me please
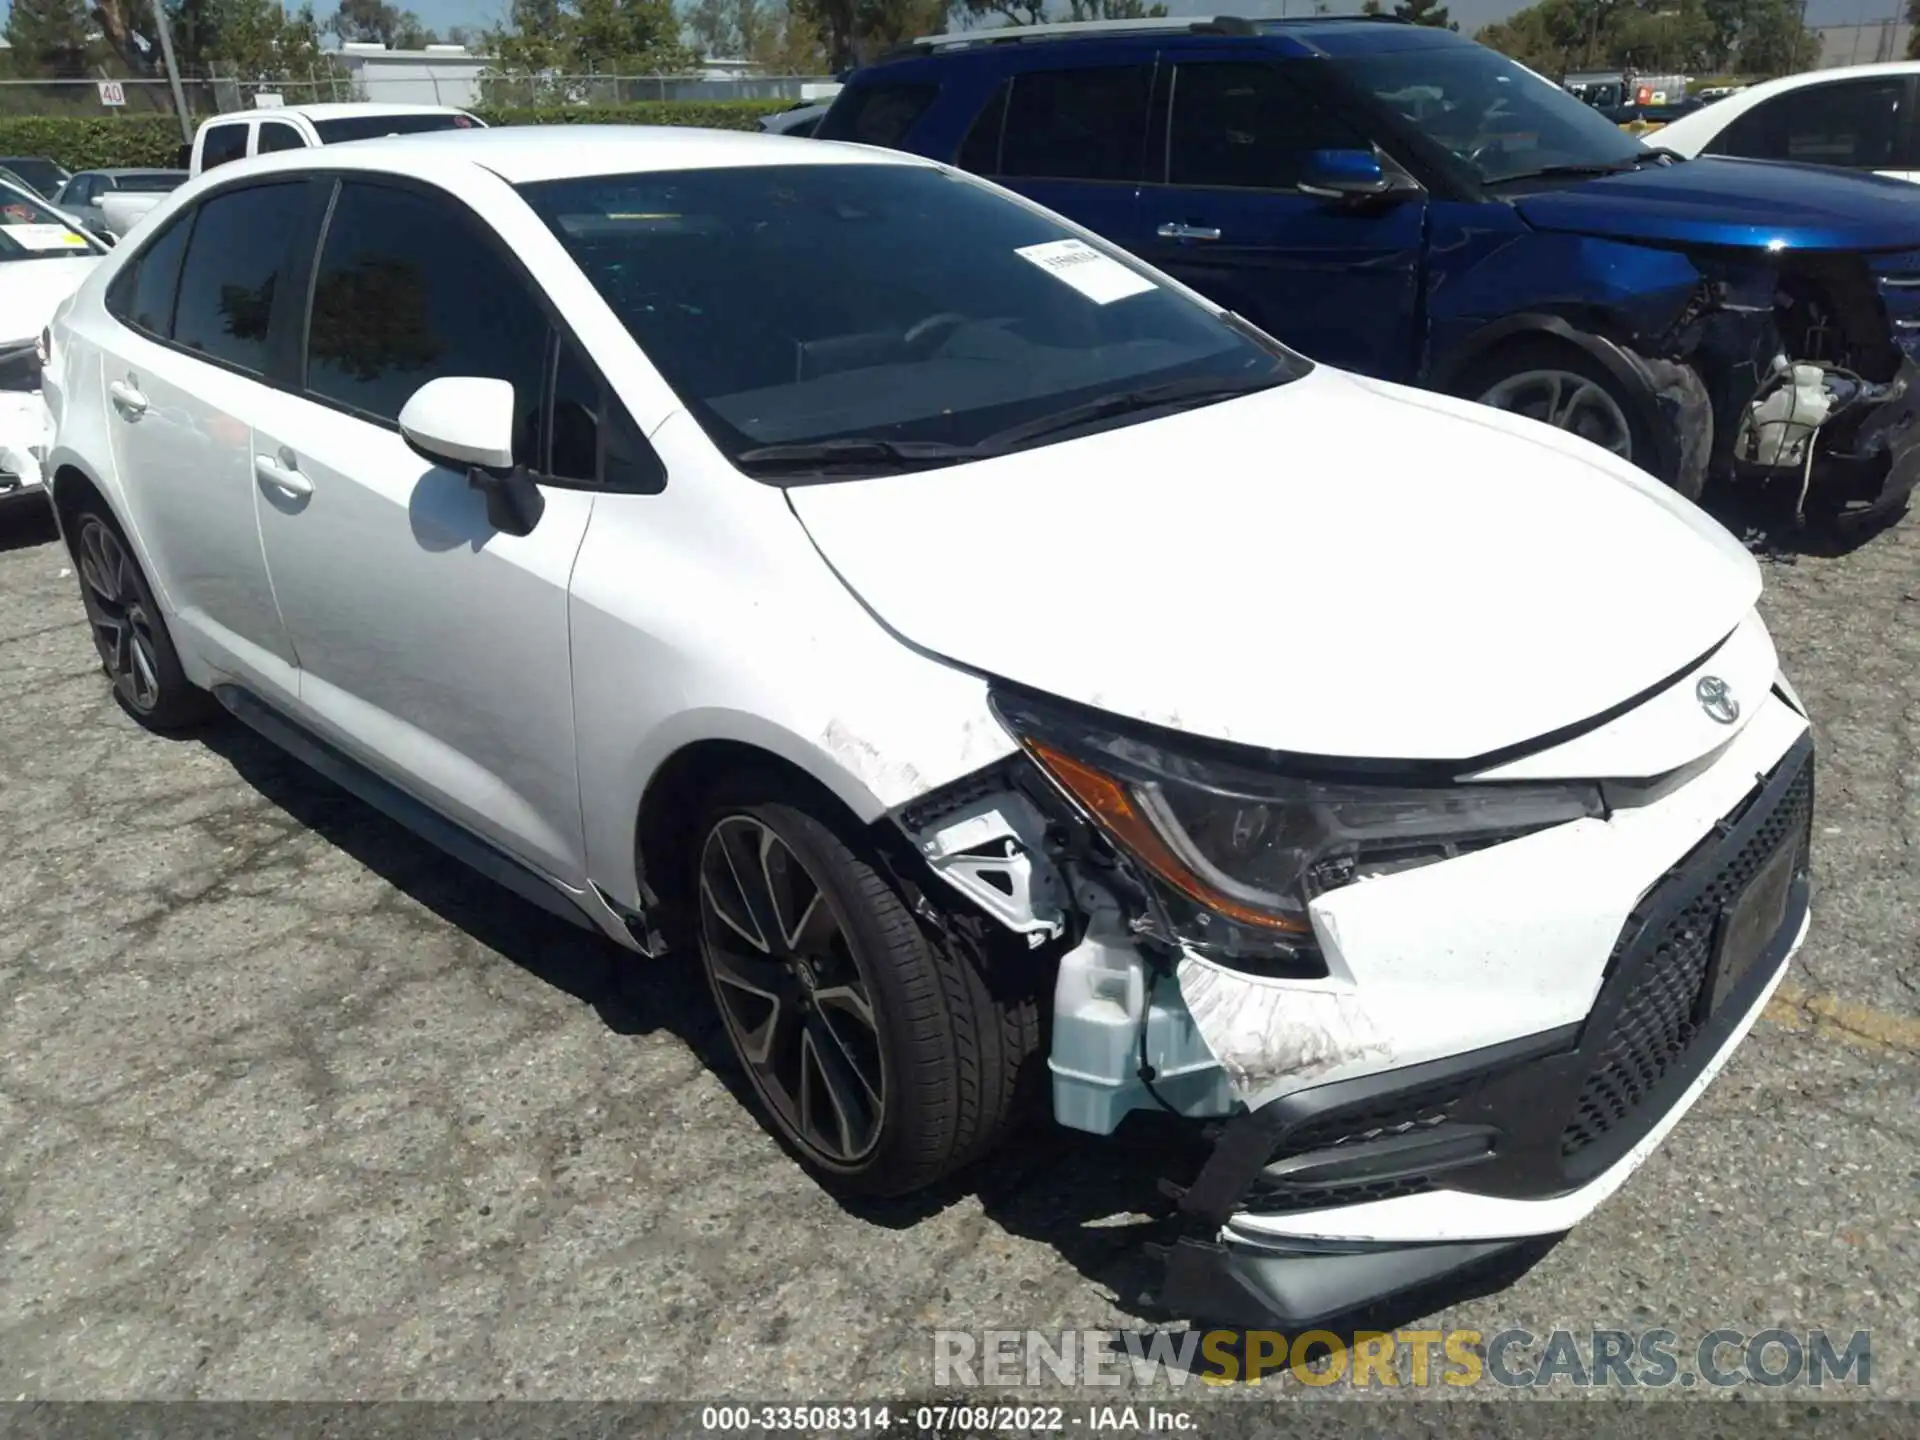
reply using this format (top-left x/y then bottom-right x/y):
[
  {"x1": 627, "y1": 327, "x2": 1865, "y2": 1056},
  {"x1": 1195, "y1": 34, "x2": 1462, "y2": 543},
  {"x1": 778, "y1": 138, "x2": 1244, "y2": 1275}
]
[
  {"x1": 256, "y1": 121, "x2": 306, "y2": 154},
  {"x1": 309, "y1": 113, "x2": 481, "y2": 143},
  {"x1": 303, "y1": 179, "x2": 545, "y2": 464},
  {"x1": 815, "y1": 83, "x2": 939, "y2": 149},
  {"x1": 199, "y1": 123, "x2": 249, "y2": 172},
  {"x1": 1333, "y1": 44, "x2": 1644, "y2": 185},
  {"x1": 0, "y1": 183, "x2": 104, "y2": 261},
  {"x1": 1705, "y1": 79, "x2": 1906, "y2": 169},
  {"x1": 171, "y1": 181, "x2": 305, "y2": 374},
  {"x1": 991, "y1": 66, "x2": 1153, "y2": 183},
  {"x1": 1167, "y1": 63, "x2": 1372, "y2": 190},
  {"x1": 518, "y1": 162, "x2": 1301, "y2": 478}
]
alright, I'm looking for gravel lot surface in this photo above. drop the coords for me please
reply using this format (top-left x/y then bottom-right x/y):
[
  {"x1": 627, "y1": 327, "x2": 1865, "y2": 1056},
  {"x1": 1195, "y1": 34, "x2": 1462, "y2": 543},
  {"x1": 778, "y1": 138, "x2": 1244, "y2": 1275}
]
[{"x1": 0, "y1": 497, "x2": 1914, "y2": 1409}]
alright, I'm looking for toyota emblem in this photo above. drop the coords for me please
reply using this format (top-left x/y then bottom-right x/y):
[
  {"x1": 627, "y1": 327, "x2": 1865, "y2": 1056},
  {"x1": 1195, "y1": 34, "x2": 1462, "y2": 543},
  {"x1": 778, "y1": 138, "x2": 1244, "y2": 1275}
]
[{"x1": 1696, "y1": 675, "x2": 1739, "y2": 725}]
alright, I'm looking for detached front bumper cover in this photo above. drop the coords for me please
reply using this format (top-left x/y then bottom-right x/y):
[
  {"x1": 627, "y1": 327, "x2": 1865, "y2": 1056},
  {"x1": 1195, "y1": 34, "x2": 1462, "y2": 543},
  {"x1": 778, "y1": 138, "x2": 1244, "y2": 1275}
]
[{"x1": 1150, "y1": 732, "x2": 1814, "y2": 1327}]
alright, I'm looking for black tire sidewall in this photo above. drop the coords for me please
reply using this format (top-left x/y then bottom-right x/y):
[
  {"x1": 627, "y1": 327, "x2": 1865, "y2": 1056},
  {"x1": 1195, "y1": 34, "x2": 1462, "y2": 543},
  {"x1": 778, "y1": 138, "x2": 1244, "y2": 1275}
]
[
  {"x1": 70, "y1": 504, "x2": 211, "y2": 731},
  {"x1": 691, "y1": 780, "x2": 951, "y2": 1193}
]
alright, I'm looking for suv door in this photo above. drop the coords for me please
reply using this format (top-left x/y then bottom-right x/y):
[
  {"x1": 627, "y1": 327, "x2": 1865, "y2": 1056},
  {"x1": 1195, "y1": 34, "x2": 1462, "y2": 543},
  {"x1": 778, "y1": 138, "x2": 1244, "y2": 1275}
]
[
  {"x1": 954, "y1": 58, "x2": 1152, "y2": 248},
  {"x1": 97, "y1": 180, "x2": 306, "y2": 703},
  {"x1": 1134, "y1": 50, "x2": 1427, "y2": 379},
  {"x1": 1703, "y1": 75, "x2": 1920, "y2": 182},
  {"x1": 246, "y1": 176, "x2": 601, "y2": 882}
]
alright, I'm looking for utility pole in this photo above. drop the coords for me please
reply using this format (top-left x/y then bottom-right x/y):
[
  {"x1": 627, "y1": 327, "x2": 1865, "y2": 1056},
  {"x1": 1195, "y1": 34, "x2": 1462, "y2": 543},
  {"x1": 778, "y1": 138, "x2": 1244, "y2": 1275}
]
[{"x1": 151, "y1": 2, "x2": 193, "y2": 146}]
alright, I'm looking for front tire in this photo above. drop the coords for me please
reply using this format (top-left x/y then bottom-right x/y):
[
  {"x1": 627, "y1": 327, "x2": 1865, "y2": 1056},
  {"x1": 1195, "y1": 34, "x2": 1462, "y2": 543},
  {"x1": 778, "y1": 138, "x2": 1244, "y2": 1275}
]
[
  {"x1": 692, "y1": 779, "x2": 1037, "y2": 1197},
  {"x1": 1460, "y1": 340, "x2": 1679, "y2": 491},
  {"x1": 69, "y1": 504, "x2": 215, "y2": 731}
]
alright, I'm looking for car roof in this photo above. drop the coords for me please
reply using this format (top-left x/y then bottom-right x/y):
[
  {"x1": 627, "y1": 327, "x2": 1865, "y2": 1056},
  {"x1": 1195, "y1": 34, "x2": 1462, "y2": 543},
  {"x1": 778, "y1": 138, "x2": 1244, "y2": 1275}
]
[
  {"x1": 87, "y1": 167, "x2": 183, "y2": 177},
  {"x1": 206, "y1": 101, "x2": 473, "y2": 123},
  {"x1": 1652, "y1": 61, "x2": 1920, "y2": 151},
  {"x1": 213, "y1": 123, "x2": 934, "y2": 186},
  {"x1": 862, "y1": 14, "x2": 1472, "y2": 70}
]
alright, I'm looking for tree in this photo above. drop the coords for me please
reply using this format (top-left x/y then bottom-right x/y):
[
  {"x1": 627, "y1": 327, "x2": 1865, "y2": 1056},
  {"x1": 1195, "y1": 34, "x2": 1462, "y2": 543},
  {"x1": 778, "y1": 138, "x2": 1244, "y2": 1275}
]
[
  {"x1": 1359, "y1": 0, "x2": 1382, "y2": 13},
  {"x1": 487, "y1": 0, "x2": 694, "y2": 77},
  {"x1": 4, "y1": 0, "x2": 94, "y2": 76},
  {"x1": 1475, "y1": 0, "x2": 1816, "y2": 78},
  {"x1": 1393, "y1": 0, "x2": 1456, "y2": 28},
  {"x1": 327, "y1": 0, "x2": 438, "y2": 49},
  {"x1": 1064, "y1": 0, "x2": 1169, "y2": 16},
  {"x1": 168, "y1": 0, "x2": 331, "y2": 79}
]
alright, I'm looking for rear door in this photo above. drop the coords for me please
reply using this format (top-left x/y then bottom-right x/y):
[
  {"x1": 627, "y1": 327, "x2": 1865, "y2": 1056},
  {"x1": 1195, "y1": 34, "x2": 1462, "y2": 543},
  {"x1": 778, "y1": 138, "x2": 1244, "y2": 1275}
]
[
  {"x1": 951, "y1": 57, "x2": 1153, "y2": 252},
  {"x1": 1132, "y1": 49, "x2": 1427, "y2": 379},
  {"x1": 193, "y1": 117, "x2": 252, "y2": 176},
  {"x1": 253, "y1": 118, "x2": 310, "y2": 156},
  {"x1": 95, "y1": 179, "x2": 306, "y2": 702},
  {"x1": 245, "y1": 175, "x2": 598, "y2": 881}
]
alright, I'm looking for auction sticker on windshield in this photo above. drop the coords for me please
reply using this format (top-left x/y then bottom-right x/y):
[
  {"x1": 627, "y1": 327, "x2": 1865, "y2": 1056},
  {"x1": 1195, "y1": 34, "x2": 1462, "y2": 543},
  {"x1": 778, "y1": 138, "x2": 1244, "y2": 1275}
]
[
  {"x1": 5, "y1": 224, "x2": 88, "y2": 251},
  {"x1": 1016, "y1": 239, "x2": 1156, "y2": 305}
]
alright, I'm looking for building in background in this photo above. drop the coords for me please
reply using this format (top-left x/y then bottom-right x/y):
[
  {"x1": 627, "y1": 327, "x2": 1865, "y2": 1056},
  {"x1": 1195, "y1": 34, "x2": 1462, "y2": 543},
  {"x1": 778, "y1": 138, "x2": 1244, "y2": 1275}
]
[{"x1": 334, "y1": 42, "x2": 492, "y2": 107}]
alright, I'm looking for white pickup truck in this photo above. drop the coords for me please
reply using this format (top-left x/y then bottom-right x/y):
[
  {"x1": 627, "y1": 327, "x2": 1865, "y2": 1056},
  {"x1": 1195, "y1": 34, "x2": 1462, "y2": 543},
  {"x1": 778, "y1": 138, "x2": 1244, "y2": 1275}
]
[
  {"x1": 97, "y1": 188, "x2": 169, "y2": 239},
  {"x1": 188, "y1": 101, "x2": 485, "y2": 179}
]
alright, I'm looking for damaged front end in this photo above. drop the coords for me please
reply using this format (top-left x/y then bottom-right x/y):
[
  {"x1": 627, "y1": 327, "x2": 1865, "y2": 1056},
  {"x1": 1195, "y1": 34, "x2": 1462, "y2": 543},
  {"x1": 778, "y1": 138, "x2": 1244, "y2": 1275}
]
[{"x1": 1651, "y1": 248, "x2": 1920, "y2": 524}]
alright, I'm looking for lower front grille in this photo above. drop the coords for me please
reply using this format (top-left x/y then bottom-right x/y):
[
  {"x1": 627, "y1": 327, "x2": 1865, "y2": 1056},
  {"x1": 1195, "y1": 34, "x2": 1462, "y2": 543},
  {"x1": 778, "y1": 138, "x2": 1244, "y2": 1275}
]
[{"x1": 1560, "y1": 752, "x2": 1814, "y2": 1158}]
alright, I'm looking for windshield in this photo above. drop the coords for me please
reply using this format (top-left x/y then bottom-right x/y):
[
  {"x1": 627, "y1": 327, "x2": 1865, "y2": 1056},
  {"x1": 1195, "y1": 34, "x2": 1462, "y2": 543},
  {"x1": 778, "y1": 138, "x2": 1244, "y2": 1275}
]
[
  {"x1": 115, "y1": 171, "x2": 187, "y2": 193},
  {"x1": 312, "y1": 112, "x2": 482, "y2": 143},
  {"x1": 0, "y1": 186, "x2": 101, "y2": 261},
  {"x1": 1334, "y1": 47, "x2": 1645, "y2": 185},
  {"x1": 0, "y1": 158, "x2": 70, "y2": 197},
  {"x1": 518, "y1": 162, "x2": 1300, "y2": 475}
]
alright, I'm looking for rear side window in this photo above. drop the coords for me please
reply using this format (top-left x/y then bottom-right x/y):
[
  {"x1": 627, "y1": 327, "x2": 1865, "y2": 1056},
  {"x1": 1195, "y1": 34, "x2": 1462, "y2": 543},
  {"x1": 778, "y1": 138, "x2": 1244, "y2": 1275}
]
[
  {"x1": 982, "y1": 66, "x2": 1152, "y2": 183},
  {"x1": 256, "y1": 121, "x2": 306, "y2": 154},
  {"x1": 309, "y1": 113, "x2": 481, "y2": 143},
  {"x1": 1166, "y1": 63, "x2": 1371, "y2": 189},
  {"x1": 171, "y1": 181, "x2": 305, "y2": 374},
  {"x1": 303, "y1": 179, "x2": 546, "y2": 464},
  {"x1": 1706, "y1": 77, "x2": 1907, "y2": 169},
  {"x1": 199, "y1": 122, "x2": 248, "y2": 172},
  {"x1": 816, "y1": 83, "x2": 939, "y2": 148},
  {"x1": 106, "y1": 210, "x2": 194, "y2": 338}
]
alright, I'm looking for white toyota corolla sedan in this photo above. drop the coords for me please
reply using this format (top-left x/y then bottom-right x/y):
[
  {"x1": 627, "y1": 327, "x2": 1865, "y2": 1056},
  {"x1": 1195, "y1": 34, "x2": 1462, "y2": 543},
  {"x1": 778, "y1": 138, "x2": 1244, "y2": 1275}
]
[{"x1": 41, "y1": 127, "x2": 1814, "y2": 1327}]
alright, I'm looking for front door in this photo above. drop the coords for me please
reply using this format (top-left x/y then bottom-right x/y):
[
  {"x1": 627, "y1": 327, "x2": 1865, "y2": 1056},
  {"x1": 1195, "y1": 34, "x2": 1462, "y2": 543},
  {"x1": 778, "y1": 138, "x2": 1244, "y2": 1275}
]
[
  {"x1": 97, "y1": 180, "x2": 305, "y2": 703},
  {"x1": 248, "y1": 176, "x2": 594, "y2": 882},
  {"x1": 1134, "y1": 52, "x2": 1427, "y2": 380}
]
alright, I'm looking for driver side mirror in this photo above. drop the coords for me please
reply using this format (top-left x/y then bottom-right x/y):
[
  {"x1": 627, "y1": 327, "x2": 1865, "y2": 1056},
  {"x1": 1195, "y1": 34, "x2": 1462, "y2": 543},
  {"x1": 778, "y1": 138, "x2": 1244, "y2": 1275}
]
[
  {"x1": 399, "y1": 375, "x2": 545, "y2": 537},
  {"x1": 1297, "y1": 148, "x2": 1412, "y2": 205}
]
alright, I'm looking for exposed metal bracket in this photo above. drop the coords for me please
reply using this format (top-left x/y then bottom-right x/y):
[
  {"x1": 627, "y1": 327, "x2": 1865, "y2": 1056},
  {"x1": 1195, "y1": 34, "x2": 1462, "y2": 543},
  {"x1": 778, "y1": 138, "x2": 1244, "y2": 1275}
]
[{"x1": 914, "y1": 792, "x2": 1067, "y2": 945}]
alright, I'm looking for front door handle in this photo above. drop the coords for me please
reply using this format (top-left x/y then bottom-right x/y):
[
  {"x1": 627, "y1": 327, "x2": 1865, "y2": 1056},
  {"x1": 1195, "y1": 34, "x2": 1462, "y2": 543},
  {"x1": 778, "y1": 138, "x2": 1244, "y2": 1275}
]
[
  {"x1": 108, "y1": 379, "x2": 148, "y2": 417},
  {"x1": 1157, "y1": 222, "x2": 1223, "y2": 241},
  {"x1": 254, "y1": 453, "x2": 312, "y2": 498}
]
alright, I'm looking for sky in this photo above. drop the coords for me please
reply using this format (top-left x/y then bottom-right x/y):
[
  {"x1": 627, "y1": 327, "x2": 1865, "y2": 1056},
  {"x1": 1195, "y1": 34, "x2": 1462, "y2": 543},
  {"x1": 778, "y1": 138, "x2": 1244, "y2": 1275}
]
[{"x1": 0, "y1": 0, "x2": 1901, "y2": 62}]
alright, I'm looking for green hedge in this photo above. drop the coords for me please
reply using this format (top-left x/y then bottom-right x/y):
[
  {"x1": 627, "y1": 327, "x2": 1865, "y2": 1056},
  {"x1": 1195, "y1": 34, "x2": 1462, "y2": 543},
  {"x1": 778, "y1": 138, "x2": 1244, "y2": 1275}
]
[{"x1": 0, "y1": 100, "x2": 794, "y2": 172}]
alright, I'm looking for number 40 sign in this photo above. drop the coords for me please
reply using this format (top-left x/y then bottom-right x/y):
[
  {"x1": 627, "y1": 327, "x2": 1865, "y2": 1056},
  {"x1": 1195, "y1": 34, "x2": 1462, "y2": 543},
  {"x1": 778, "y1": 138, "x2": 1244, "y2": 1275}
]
[{"x1": 97, "y1": 80, "x2": 127, "y2": 107}]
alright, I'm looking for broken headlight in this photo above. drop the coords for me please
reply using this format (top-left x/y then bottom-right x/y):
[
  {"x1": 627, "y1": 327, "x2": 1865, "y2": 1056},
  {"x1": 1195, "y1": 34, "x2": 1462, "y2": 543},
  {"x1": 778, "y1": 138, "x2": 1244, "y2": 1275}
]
[{"x1": 994, "y1": 690, "x2": 1605, "y2": 975}]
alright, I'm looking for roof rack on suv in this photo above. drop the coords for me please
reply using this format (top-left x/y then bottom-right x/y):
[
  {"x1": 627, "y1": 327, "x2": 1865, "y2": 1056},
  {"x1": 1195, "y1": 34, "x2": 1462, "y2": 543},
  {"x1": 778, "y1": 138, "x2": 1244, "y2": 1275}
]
[{"x1": 902, "y1": 14, "x2": 1260, "y2": 50}]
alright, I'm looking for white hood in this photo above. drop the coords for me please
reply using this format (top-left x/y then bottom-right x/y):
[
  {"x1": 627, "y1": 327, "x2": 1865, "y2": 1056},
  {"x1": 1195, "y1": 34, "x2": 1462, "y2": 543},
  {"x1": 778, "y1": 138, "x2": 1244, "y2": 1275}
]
[
  {"x1": 0, "y1": 256, "x2": 98, "y2": 346},
  {"x1": 787, "y1": 366, "x2": 1762, "y2": 763}
]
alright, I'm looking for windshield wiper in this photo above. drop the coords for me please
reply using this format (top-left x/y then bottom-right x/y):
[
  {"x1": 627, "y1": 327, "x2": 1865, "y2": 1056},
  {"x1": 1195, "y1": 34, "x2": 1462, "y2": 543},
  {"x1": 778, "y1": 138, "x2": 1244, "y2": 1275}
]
[
  {"x1": 1487, "y1": 150, "x2": 1683, "y2": 185},
  {"x1": 976, "y1": 373, "x2": 1283, "y2": 454},
  {"x1": 734, "y1": 436, "x2": 981, "y2": 473}
]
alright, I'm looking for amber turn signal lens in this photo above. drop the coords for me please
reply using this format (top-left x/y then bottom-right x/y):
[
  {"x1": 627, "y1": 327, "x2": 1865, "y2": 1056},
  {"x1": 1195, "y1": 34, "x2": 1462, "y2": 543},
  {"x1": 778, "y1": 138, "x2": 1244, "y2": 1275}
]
[{"x1": 1025, "y1": 740, "x2": 1312, "y2": 936}]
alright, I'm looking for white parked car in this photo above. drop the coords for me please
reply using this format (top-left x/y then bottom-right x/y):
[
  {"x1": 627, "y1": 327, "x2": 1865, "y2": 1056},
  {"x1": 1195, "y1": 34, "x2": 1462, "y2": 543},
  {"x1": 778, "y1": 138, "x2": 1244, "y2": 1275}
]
[
  {"x1": 188, "y1": 101, "x2": 484, "y2": 178},
  {"x1": 0, "y1": 176, "x2": 105, "y2": 512},
  {"x1": 1654, "y1": 61, "x2": 1920, "y2": 181},
  {"x1": 43, "y1": 128, "x2": 1816, "y2": 1326}
]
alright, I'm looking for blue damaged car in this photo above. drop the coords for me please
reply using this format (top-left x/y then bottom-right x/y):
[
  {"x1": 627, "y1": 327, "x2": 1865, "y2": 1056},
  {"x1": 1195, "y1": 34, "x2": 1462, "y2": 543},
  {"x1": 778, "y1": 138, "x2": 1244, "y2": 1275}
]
[{"x1": 820, "y1": 17, "x2": 1920, "y2": 526}]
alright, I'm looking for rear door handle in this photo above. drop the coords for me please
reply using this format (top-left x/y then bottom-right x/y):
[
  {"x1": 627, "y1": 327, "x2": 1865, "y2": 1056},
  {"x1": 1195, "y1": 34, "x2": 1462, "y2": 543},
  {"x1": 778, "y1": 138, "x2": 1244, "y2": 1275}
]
[
  {"x1": 1157, "y1": 222, "x2": 1223, "y2": 241},
  {"x1": 254, "y1": 453, "x2": 312, "y2": 498},
  {"x1": 108, "y1": 379, "x2": 147, "y2": 416}
]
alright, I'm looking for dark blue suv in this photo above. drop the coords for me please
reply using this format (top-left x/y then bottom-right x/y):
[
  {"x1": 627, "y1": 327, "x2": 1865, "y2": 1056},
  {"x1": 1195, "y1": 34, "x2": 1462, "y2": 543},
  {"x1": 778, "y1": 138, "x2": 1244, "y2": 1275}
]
[{"x1": 821, "y1": 17, "x2": 1920, "y2": 526}]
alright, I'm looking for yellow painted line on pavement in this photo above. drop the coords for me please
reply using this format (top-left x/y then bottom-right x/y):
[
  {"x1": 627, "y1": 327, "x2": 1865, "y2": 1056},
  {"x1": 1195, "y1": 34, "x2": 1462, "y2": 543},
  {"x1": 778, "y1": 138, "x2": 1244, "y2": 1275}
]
[{"x1": 1764, "y1": 981, "x2": 1920, "y2": 1054}]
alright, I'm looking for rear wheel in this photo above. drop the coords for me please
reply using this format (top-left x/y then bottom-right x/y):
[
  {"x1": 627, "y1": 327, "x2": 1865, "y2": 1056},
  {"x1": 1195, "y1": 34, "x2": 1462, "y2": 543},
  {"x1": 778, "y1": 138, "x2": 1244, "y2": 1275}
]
[
  {"x1": 69, "y1": 505, "x2": 214, "y2": 731},
  {"x1": 692, "y1": 778, "x2": 1038, "y2": 1197}
]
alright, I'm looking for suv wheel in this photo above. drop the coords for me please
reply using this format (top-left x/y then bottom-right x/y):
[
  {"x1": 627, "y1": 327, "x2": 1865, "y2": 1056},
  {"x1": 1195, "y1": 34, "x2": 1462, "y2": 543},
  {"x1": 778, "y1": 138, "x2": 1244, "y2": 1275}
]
[
  {"x1": 692, "y1": 779, "x2": 1037, "y2": 1197},
  {"x1": 1464, "y1": 342, "x2": 1665, "y2": 482},
  {"x1": 70, "y1": 506, "x2": 215, "y2": 730}
]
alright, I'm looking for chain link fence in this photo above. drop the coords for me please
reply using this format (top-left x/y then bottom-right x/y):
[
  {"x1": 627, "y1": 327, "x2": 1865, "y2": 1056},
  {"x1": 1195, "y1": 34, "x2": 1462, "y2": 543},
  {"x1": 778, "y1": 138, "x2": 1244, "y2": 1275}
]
[{"x1": 0, "y1": 71, "x2": 833, "y2": 119}]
